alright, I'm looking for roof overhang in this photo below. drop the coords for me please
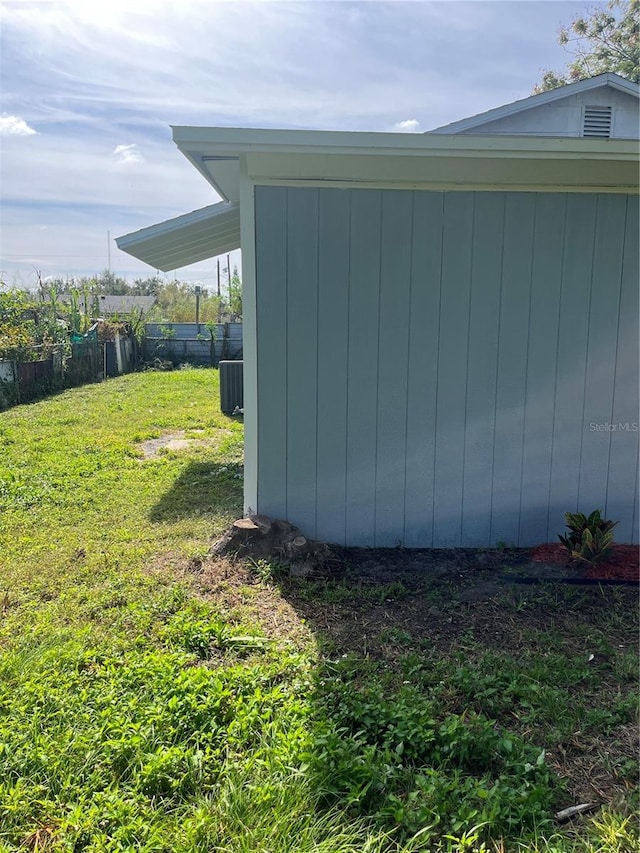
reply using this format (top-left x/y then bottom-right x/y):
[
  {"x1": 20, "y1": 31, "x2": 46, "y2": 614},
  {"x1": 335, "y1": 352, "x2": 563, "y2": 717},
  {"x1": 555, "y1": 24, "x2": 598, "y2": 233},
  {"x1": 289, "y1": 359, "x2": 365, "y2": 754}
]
[
  {"x1": 117, "y1": 126, "x2": 639, "y2": 271},
  {"x1": 115, "y1": 201, "x2": 240, "y2": 272},
  {"x1": 173, "y1": 126, "x2": 639, "y2": 194}
]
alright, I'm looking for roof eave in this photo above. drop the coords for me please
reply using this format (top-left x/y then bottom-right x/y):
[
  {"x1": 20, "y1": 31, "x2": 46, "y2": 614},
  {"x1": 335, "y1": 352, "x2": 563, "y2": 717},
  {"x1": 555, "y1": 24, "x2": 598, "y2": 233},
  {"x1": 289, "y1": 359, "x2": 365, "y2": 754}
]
[
  {"x1": 116, "y1": 201, "x2": 241, "y2": 272},
  {"x1": 171, "y1": 125, "x2": 638, "y2": 157},
  {"x1": 117, "y1": 127, "x2": 638, "y2": 272}
]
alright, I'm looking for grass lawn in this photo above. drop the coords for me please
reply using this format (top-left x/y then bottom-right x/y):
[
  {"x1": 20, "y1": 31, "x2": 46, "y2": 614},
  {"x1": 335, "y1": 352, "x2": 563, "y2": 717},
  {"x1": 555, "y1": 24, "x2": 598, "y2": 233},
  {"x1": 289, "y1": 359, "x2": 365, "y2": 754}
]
[{"x1": 0, "y1": 368, "x2": 637, "y2": 853}]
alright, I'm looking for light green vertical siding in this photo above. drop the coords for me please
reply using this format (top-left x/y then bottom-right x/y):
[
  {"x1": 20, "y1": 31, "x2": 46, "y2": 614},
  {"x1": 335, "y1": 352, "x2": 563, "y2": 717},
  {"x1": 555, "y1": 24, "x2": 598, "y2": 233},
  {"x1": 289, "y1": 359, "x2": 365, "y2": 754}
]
[
  {"x1": 578, "y1": 195, "x2": 628, "y2": 514},
  {"x1": 285, "y1": 189, "x2": 318, "y2": 533},
  {"x1": 254, "y1": 186, "x2": 639, "y2": 547},
  {"x1": 316, "y1": 189, "x2": 350, "y2": 543},
  {"x1": 519, "y1": 193, "x2": 566, "y2": 543},
  {"x1": 255, "y1": 186, "x2": 287, "y2": 520},
  {"x1": 433, "y1": 194, "x2": 474, "y2": 546},
  {"x1": 404, "y1": 193, "x2": 444, "y2": 547},
  {"x1": 490, "y1": 193, "x2": 536, "y2": 545},
  {"x1": 548, "y1": 195, "x2": 597, "y2": 523},
  {"x1": 345, "y1": 190, "x2": 382, "y2": 545},
  {"x1": 462, "y1": 192, "x2": 505, "y2": 545},
  {"x1": 375, "y1": 191, "x2": 413, "y2": 546},
  {"x1": 607, "y1": 197, "x2": 639, "y2": 538}
]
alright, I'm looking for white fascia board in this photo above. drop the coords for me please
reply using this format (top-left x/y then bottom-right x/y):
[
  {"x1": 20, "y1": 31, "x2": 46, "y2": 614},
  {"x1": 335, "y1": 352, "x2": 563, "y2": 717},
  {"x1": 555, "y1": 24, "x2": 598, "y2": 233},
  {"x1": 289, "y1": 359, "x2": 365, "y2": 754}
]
[
  {"x1": 172, "y1": 126, "x2": 639, "y2": 161},
  {"x1": 116, "y1": 202, "x2": 240, "y2": 272},
  {"x1": 428, "y1": 73, "x2": 640, "y2": 135},
  {"x1": 602, "y1": 72, "x2": 640, "y2": 97}
]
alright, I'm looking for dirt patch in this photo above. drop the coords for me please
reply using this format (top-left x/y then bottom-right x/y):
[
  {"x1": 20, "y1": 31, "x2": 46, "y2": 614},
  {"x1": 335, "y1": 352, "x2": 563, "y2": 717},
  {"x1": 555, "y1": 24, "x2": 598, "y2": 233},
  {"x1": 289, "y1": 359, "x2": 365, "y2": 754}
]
[
  {"x1": 181, "y1": 555, "x2": 314, "y2": 649},
  {"x1": 176, "y1": 536, "x2": 638, "y2": 814},
  {"x1": 212, "y1": 516, "x2": 639, "y2": 588},
  {"x1": 139, "y1": 430, "x2": 231, "y2": 458}
]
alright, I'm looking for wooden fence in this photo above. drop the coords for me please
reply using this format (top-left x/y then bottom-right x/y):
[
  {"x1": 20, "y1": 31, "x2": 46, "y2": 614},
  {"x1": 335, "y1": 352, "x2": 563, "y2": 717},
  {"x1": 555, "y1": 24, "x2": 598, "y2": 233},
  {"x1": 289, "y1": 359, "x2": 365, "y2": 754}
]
[{"x1": 0, "y1": 336, "x2": 118, "y2": 409}]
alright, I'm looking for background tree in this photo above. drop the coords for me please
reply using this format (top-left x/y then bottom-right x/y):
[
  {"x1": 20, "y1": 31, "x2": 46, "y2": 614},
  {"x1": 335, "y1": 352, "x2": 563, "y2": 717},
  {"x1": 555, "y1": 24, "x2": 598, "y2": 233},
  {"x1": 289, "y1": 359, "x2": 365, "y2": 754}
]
[
  {"x1": 85, "y1": 270, "x2": 130, "y2": 295},
  {"x1": 130, "y1": 275, "x2": 163, "y2": 297},
  {"x1": 535, "y1": 0, "x2": 639, "y2": 92},
  {"x1": 150, "y1": 281, "x2": 224, "y2": 324},
  {"x1": 228, "y1": 266, "x2": 243, "y2": 320},
  {"x1": 27, "y1": 265, "x2": 243, "y2": 325}
]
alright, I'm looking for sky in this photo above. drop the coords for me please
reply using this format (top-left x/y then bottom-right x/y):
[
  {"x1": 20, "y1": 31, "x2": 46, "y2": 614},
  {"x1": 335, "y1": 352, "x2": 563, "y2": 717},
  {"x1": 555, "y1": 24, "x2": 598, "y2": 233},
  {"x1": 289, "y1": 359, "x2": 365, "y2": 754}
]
[{"x1": 0, "y1": 0, "x2": 594, "y2": 291}]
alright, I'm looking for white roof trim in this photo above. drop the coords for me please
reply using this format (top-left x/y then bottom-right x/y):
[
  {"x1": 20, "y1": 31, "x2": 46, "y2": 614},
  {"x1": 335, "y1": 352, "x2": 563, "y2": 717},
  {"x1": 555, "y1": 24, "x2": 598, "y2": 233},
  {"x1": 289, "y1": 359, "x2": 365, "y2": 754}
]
[
  {"x1": 428, "y1": 73, "x2": 640, "y2": 135},
  {"x1": 116, "y1": 202, "x2": 240, "y2": 272},
  {"x1": 172, "y1": 126, "x2": 637, "y2": 194},
  {"x1": 179, "y1": 128, "x2": 636, "y2": 224},
  {"x1": 172, "y1": 124, "x2": 638, "y2": 157},
  {"x1": 117, "y1": 123, "x2": 637, "y2": 271}
]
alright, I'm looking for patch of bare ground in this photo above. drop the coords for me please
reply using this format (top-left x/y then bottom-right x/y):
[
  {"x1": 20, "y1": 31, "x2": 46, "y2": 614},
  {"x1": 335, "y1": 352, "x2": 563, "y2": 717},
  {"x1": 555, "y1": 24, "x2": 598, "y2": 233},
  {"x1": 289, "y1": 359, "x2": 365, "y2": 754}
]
[
  {"x1": 138, "y1": 429, "x2": 233, "y2": 458},
  {"x1": 180, "y1": 554, "x2": 315, "y2": 650}
]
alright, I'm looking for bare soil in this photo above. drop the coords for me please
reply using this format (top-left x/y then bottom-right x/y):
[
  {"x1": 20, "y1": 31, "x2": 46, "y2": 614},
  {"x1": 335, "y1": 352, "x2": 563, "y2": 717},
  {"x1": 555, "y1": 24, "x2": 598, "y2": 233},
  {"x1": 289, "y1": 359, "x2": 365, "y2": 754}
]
[
  {"x1": 178, "y1": 543, "x2": 639, "y2": 816},
  {"x1": 139, "y1": 430, "x2": 232, "y2": 458}
]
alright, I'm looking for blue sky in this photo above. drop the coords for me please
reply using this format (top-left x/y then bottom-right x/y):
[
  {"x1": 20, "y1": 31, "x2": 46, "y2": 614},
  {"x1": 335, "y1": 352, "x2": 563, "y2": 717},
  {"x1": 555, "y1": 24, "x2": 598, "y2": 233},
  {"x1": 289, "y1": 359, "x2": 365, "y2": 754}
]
[{"x1": 1, "y1": 0, "x2": 591, "y2": 290}]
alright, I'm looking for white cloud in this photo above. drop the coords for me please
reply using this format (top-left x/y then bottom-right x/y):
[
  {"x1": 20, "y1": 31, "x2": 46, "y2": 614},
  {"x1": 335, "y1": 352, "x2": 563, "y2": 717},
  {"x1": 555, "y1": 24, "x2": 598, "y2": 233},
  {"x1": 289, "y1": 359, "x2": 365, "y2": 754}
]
[
  {"x1": 0, "y1": 114, "x2": 37, "y2": 136},
  {"x1": 3, "y1": 134, "x2": 215, "y2": 209},
  {"x1": 113, "y1": 144, "x2": 144, "y2": 165},
  {"x1": 392, "y1": 119, "x2": 421, "y2": 132}
]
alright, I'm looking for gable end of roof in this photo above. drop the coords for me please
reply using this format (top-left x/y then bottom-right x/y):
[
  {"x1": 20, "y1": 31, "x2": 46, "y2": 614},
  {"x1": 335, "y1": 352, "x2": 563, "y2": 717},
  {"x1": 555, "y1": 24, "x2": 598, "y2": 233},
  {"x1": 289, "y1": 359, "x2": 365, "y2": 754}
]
[{"x1": 428, "y1": 73, "x2": 640, "y2": 135}]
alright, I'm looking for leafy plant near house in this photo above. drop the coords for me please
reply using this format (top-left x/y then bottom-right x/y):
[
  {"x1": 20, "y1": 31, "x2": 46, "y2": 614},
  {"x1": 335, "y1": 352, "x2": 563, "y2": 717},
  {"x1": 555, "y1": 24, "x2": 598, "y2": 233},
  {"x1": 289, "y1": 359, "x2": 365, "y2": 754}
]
[{"x1": 558, "y1": 510, "x2": 618, "y2": 566}]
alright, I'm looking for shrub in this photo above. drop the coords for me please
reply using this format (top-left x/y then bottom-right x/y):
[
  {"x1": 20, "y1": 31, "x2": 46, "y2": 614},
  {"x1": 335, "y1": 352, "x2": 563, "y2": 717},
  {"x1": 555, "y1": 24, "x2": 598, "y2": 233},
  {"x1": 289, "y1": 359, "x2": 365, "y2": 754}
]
[{"x1": 558, "y1": 510, "x2": 617, "y2": 566}]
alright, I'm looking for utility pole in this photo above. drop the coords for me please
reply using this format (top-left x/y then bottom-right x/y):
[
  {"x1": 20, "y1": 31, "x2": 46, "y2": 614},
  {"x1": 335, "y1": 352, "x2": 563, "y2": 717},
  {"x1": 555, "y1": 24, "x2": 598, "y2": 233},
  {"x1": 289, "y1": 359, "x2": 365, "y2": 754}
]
[
  {"x1": 107, "y1": 231, "x2": 111, "y2": 272},
  {"x1": 195, "y1": 285, "x2": 201, "y2": 333},
  {"x1": 217, "y1": 258, "x2": 221, "y2": 297}
]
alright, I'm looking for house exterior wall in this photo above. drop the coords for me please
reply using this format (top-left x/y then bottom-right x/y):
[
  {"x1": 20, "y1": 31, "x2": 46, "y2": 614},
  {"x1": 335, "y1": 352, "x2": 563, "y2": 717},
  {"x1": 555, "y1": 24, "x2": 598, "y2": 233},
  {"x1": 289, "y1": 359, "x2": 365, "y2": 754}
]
[
  {"x1": 458, "y1": 88, "x2": 638, "y2": 138},
  {"x1": 254, "y1": 186, "x2": 639, "y2": 547}
]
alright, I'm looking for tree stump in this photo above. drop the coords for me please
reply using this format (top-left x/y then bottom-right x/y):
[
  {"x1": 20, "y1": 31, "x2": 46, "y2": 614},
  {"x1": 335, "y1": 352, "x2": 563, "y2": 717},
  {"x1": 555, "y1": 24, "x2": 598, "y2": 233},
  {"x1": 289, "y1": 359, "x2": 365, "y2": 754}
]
[{"x1": 211, "y1": 514, "x2": 330, "y2": 574}]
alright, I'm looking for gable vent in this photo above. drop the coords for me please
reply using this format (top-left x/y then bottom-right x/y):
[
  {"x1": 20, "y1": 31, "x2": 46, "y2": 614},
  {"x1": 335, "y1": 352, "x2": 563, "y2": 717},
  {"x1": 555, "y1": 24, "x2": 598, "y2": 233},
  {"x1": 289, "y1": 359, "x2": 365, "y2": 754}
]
[{"x1": 583, "y1": 105, "x2": 612, "y2": 138}]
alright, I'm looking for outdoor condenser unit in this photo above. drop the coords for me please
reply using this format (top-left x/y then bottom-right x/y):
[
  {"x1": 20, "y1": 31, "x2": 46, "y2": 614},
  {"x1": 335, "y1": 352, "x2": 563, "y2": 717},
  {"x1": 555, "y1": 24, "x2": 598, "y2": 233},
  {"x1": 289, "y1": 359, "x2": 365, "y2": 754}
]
[{"x1": 219, "y1": 360, "x2": 244, "y2": 414}]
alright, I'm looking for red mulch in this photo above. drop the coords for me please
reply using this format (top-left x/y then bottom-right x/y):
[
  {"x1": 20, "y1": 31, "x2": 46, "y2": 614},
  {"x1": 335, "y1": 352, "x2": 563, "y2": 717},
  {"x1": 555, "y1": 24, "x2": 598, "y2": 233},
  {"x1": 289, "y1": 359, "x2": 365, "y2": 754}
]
[{"x1": 531, "y1": 542, "x2": 639, "y2": 582}]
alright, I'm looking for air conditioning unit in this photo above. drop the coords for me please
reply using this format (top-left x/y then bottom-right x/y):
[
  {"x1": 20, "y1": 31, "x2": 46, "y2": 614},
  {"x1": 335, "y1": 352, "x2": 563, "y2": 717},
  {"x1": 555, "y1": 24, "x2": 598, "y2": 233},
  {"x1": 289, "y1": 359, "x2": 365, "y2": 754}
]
[{"x1": 219, "y1": 360, "x2": 244, "y2": 414}]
